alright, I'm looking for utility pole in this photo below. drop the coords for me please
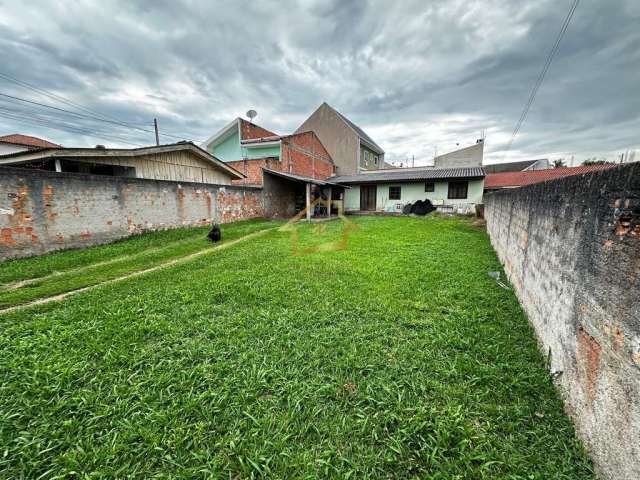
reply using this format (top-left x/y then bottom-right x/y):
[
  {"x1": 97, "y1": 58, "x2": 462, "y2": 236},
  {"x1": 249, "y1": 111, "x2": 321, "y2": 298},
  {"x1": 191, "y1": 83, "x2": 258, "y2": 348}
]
[{"x1": 153, "y1": 118, "x2": 160, "y2": 146}]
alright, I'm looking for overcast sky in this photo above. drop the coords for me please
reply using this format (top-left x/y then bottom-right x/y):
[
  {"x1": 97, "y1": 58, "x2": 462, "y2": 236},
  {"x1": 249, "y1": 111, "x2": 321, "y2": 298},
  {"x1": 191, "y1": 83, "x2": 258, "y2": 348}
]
[{"x1": 0, "y1": 0, "x2": 638, "y2": 165}]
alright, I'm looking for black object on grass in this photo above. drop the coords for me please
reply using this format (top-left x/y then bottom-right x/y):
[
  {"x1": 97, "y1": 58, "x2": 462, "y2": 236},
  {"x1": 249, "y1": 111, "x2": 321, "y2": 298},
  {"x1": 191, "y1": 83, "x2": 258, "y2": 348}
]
[
  {"x1": 410, "y1": 199, "x2": 436, "y2": 216},
  {"x1": 208, "y1": 223, "x2": 222, "y2": 242}
]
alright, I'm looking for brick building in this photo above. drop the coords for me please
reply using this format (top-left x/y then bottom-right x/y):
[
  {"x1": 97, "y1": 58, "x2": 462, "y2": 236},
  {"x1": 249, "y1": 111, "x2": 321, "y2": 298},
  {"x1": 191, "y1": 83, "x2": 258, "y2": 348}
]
[{"x1": 201, "y1": 118, "x2": 334, "y2": 186}]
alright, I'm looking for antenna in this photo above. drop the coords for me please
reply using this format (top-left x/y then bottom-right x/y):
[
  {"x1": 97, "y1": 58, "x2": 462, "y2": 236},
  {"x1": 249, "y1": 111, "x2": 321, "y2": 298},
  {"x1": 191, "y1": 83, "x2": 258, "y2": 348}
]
[{"x1": 246, "y1": 109, "x2": 257, "y2": 123}]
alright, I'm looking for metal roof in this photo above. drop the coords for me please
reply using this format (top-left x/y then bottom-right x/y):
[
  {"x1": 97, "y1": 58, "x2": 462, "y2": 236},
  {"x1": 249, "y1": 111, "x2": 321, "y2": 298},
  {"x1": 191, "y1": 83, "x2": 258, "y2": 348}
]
[
  {"x1": 329, "y1": 166, "x2": 485, "y2": 184},
  {"x1": 483, "y1": 159, "x2": 548, "y2": 174},
  {"x1": 262, "y1": 168, "x2": 344, "y2": 187},
  {"x1": 0, "y1": 142, "x2": 245, "y2": 179}
]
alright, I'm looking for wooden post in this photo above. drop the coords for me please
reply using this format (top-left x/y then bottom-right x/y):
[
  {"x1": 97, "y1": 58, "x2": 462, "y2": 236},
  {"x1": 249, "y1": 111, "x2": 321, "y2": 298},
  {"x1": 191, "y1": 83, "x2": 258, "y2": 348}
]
[
  {"x1": 154, "y1": 118, "x2": 160, "y2": 146},
  {"x1": 54, "y1": 158, "x2": 62, "y2": 173},
  {"x1": 306, "y1": 183, "x2": 311, "y2": 222},
  {"x1": 326, "y1": 187, "x2": 332, "y2": 217}
]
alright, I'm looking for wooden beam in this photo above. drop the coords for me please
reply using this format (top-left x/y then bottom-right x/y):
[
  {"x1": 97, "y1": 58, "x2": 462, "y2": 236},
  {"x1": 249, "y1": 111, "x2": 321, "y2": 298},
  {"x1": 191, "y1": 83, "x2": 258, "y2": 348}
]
[{"x1": 306, "y1": 183, "x2": 311, "y2": 222}]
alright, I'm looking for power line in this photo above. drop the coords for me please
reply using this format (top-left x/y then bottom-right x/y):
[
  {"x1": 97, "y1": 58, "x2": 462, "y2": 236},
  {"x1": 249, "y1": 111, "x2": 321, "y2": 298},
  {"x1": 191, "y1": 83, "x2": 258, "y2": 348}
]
[
  {"x1": 0, "y1": 109, "x2": 144, "y2": 146},
  {"x1": 0, "y1": 71, "x2": 199, "y2": 142},
  {"x1": 502, "y1": 0, "x2": 580, "y2": 160},
  {"x1": 0, "y1": 101, "x2": 148, "y2": 146}
]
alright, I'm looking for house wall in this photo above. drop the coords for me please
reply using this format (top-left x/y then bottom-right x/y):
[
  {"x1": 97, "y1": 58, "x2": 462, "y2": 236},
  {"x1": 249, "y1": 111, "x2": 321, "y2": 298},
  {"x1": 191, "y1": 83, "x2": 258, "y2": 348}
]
[
  {"x1": 0, "y1": 144, "x2": 28, "y2": 156},
  {"x1": 211, "y1": 129, "x2": 242, "y2": 161},
  {"x1": 226, "y1": 132, "x2": 334, "y2": 186},
  {"x1": 343, "y1": 179, "x2": 484, "y2": 213},
  {"x1": 484, "y1": 162, "x2": 640, "y2": 480},
  {"x1": 434, "y1": 142, "x2": 484, "y2": 168},
  {"x1": 295, "y1": 103, "x2": 359, "y2": 176},
  {"x1": 359, "y1": 145, "x2": 383, "y2": 170},
  {"x1": 239, "y1": 118, "x2": 277, "y2": 140},
  {"x1": 243, "y1": 144, "x2": 280, "y2": 160},
  {"x1": 55, "y1": 150, "x2": 235, "y2": 184},
  {"x1": 262, "y1": 172, "x2": 297, "y2": 219},
  {"x1": 0, "y1": 166, "x2": 264, "y2": 259}
]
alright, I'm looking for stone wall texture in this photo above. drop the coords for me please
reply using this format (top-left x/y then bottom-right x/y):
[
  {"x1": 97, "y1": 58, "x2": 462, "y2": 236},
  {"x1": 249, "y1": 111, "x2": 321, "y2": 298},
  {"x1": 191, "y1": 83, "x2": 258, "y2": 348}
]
[
  {"x1": 484, "y1": 162, "x2": 640, "y2": 480},
  {"x1": 0, "y1": 166, "x2": 264, "y2": 259}
]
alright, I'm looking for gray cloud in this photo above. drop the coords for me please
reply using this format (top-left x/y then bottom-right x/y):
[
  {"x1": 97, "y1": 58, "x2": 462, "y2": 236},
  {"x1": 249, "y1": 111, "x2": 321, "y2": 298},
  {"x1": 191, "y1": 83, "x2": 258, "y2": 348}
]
[{"x1": 0, "y1": 0, "x2": 637, "y2": 164}]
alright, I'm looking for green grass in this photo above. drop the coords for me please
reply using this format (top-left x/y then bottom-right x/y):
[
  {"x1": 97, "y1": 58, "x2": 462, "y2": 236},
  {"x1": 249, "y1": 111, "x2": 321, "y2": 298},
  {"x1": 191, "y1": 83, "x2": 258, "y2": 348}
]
[
  {"x1": 0, "y1": 216, "x2": 594, "y2": 478},
  {"x1": 0, "y1": 219, "x2": 279, "y2": 308}
]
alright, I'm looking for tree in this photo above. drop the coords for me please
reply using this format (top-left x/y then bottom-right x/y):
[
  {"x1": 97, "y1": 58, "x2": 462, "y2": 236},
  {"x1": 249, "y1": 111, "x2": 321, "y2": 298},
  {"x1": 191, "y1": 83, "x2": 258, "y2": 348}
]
[
  {"x1": 553, "y1": 159, "x2": 566, "y2": 168},
  {"x1": 583, "y1": 157, "x2": 613, "y2": 166}
]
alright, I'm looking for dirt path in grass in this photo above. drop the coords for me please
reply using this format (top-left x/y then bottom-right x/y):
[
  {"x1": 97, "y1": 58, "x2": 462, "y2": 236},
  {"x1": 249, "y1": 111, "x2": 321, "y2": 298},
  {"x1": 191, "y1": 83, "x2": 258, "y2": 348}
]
[
  {"x1": 0, "y1": 227, "x2": 277, "y2": 315},
  {"x1": 0, "y1": 233, "x2": 209, "y2": 292}
]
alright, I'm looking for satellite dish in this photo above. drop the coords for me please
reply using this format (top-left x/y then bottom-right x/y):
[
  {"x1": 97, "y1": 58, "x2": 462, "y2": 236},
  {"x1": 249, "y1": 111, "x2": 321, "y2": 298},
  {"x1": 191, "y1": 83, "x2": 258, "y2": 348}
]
[{"x1": 246, "y1": 109, "x2": 257, "y2": 122}]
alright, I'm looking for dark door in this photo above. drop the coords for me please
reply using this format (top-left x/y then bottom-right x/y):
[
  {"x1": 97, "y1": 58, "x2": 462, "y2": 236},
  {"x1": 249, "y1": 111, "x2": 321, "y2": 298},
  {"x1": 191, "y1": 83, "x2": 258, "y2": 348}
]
[{"x1": 360, "y1": 185, "x2": 377, "y2": 211}]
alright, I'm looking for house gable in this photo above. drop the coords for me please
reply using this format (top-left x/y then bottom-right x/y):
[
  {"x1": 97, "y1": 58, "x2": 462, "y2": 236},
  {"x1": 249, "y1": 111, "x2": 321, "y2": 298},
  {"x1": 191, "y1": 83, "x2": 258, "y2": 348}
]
[{"x1": 295, "y1": 103, "x2": 360, "y2": 175}]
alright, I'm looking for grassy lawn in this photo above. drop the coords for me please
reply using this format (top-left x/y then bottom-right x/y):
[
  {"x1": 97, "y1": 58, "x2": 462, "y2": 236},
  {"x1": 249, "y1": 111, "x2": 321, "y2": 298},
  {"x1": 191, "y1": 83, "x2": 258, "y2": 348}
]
[
  {"x1": 0, "y1": 219, "x2": 278, "y2": 309},
  {"x1": 0, "y1": 216, "x2": 594, "y2": 478}
]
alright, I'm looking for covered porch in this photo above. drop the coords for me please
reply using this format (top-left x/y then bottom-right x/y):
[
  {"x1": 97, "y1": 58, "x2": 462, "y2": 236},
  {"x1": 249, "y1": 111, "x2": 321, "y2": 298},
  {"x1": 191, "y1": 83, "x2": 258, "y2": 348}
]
[{"x1": 262, "y1": 168, "x2": 346, "y2": 221}]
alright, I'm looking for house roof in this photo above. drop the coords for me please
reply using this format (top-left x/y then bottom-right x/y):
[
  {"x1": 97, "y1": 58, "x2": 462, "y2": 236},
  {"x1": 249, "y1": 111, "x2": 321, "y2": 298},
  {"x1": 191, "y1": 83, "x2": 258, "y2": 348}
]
[
  {"x1": 330, "y1": 166, "x2": 485, "y2": 184},
  {"x1": 262, "y1": 168, "x2": 344, "y2": 187},
  {"x1": 0, "y1": 142, "x2": 244, "y2": 179},
  {"x1": 483, "y1": 159, "x2": 548, "y2": 173},
  {"x1": 201, "y1": 117, "x2": 278, "y2": 150},
  {"x1": 323, "y1": 103, "x2": 384, "y2": 154},
  {"x1": 484, "y1": 164, "x2": 619, "y2": 189},
  {"x1": 0, "y1": 134, "x2": 61, "y2": 149}
]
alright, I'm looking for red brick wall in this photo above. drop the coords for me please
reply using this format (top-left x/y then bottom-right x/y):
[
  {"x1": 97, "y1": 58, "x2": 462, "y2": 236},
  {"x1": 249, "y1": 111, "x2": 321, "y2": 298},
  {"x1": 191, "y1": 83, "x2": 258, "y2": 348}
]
[
  {"x1": 239, "y1": 119, "x2": 277, "y2": 140},
  {"x1": 226, "y1": 158, "x2": 280, "y2": 185},
  {"x1": 0, "y1": 166, "x2": 264, "y2": 259},
  {"x1": 228, "y1": 132, "x2": 334, "y2": 186}
]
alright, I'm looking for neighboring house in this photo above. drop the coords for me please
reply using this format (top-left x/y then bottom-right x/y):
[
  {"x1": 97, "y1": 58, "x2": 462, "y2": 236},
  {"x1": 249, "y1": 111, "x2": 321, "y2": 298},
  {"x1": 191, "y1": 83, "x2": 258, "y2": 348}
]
[
  {"x1": 0, "y1": 134, "x2": 61, "y2": 156},
  {"x1": 483, "y1": 158, "x2": 550, "y2": 173},
  {"x1": 295, "y1": 102, "x2": 385, "y2": 175},
  {"x1": 433, "y1": 140, "x2": 484, "y2": 168},
  {"x1": 331, "y1": 166, "x2": 485, "y2": 214},
  {"x1": 484, "y1": 164, "x2": 618, "y2": 191},
  {"x1": 0, "y1": 142, "x2": 243, "y2": 184},
  {"x1": 201, "y1": 117, "x2": 334, "y2": 186}
]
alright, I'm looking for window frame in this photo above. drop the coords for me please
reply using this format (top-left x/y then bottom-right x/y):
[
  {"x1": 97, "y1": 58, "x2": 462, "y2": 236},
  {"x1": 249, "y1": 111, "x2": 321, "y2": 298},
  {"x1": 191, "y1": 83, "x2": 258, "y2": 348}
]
[
  {"x1": 388, "y1": 185, "x2": 401, "y2": 200},
  {"x1": 447, "y1": 181, "x2": 468, "y2": 200},
  {"x1": 424, "y1": 181, "x2": 435, "y2": 192}
]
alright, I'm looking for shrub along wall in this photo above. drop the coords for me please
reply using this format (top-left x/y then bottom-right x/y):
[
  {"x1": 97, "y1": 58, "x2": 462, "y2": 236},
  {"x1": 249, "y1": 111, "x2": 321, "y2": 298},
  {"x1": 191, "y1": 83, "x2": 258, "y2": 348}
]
[
  {"x1": 0, "y1": 166, "x2": 265, "y2": 259},
  {"x1": 484, "y1": 162, "x2": 640, "y2": 480}
]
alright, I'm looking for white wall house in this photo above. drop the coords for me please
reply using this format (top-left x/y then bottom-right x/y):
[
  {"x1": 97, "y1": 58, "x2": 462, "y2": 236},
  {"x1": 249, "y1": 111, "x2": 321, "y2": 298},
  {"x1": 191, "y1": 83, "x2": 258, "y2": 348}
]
[{"x1": 332, "y1": 166, "x2": 485, "y2": 214}]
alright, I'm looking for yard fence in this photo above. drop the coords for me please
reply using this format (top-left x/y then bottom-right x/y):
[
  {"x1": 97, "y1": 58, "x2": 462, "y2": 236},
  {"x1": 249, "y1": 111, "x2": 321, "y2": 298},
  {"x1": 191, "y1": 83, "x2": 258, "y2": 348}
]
[
  {"x1": 484, "y1": 161, "x2": 640, "y2": 480},
  {"x1": 0, "y1": 166, "x2": 265, "y2": 259}
]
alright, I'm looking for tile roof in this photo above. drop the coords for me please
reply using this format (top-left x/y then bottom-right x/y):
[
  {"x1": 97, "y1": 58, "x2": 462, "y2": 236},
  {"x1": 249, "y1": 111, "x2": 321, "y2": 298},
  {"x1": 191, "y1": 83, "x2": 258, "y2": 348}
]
[
  {"x1": 262, "y1": 168, "x2": 343, "y2": 186},
  {"x1": 0, "y1": 134, "x2": 61, "y2": 148},
  {"x1": 330, "y1": 166, "x2": 485, "y2": 184},
  {"x1": 484, "y1": 164, "x2": 620, "y2": 189}
]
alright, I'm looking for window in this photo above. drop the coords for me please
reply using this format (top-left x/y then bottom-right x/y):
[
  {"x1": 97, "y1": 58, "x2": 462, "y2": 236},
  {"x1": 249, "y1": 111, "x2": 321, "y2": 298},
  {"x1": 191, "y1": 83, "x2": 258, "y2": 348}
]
[
  {"x1": 448, "y1": 181, "x2": 468, "y2": 199},
  {"x1": 389, "y1": 186, "x2": 401, "y2": 200},
  {"x1": 424, "y1": 182, "x2": 435, "y2": 192}
]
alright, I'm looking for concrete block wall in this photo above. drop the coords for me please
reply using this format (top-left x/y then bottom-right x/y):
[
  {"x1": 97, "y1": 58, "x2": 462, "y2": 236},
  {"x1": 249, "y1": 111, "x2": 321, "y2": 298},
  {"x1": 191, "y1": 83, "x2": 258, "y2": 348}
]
[
  {"x1": 484, "y1": 162, "x2": 640, "y2": 480},
  {"x1": 0, "y1": 166, "x2": 264, "y2": 259}
]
